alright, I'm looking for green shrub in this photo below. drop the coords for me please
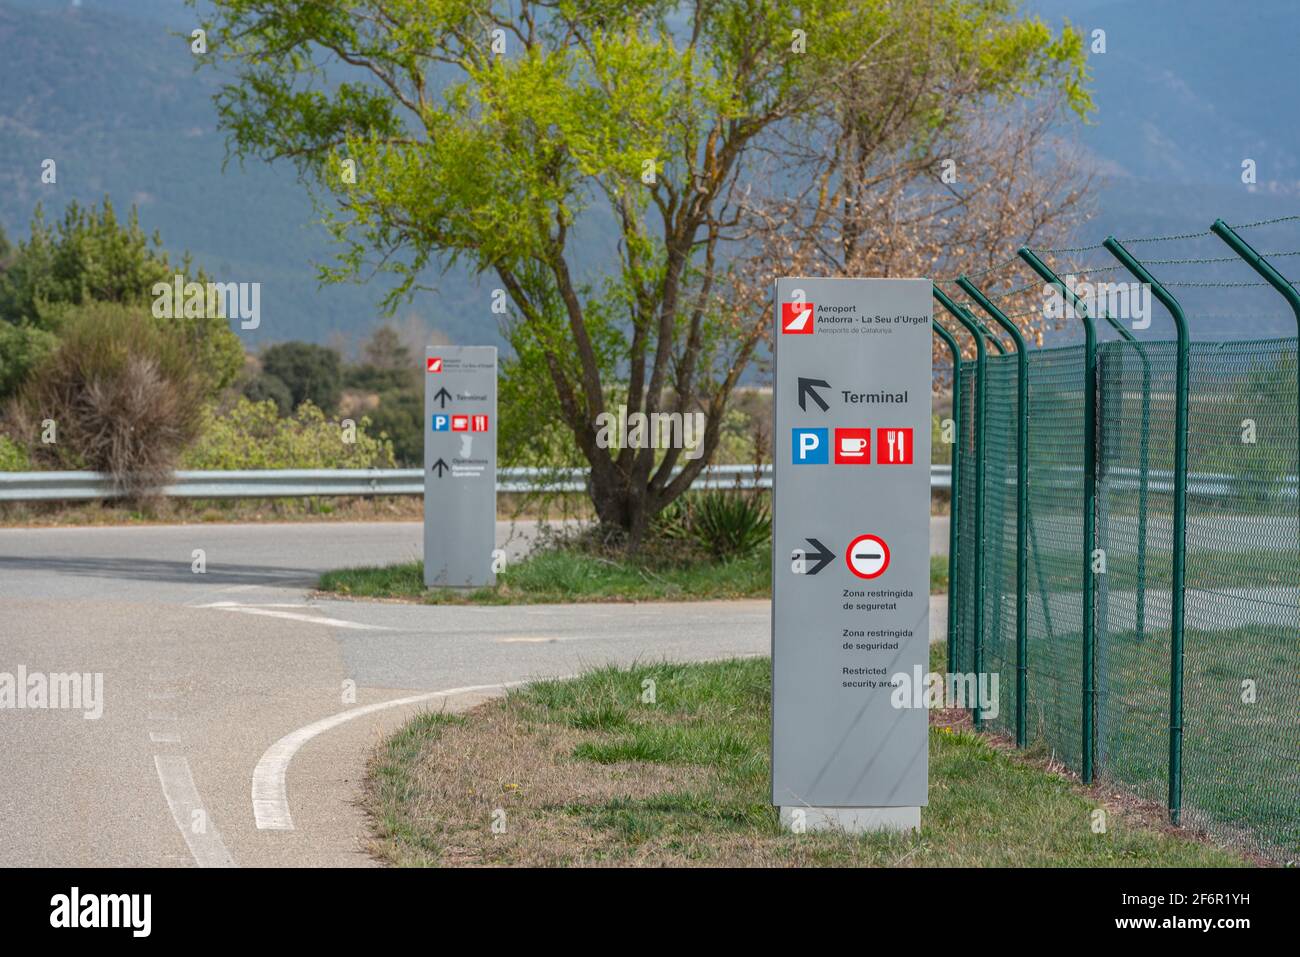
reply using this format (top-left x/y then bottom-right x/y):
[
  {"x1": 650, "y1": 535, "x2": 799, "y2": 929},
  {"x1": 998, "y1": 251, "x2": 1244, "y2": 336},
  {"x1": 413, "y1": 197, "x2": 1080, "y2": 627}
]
[
  {"x1": 0, "y1": 434, "x2": 30, "y2": 471},
  {"x1": 181, "y1": 396, "x2": 395, "y2": 470},
  {"x1": 0, "y1": 322, "x2": 58, "y2": 401},
  {"x1": 681, "y1": 490, "x2": 772, "y2": 561},
  {"x1": 10, "y1": 302, "x2": 205, "y2": 495}
]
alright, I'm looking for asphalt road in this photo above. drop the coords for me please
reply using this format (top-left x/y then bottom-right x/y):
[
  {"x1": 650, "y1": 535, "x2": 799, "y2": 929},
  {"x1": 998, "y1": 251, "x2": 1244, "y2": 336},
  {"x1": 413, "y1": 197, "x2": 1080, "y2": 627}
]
[{"x1": 0, "y1": 521, "x2": 769, "y2": 867}]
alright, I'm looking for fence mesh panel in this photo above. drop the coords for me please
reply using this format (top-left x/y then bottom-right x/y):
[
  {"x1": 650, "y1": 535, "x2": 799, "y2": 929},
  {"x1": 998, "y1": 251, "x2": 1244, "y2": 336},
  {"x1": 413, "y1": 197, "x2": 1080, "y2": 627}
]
[
  {"x1": 955, "y1": 361, "x2": 978, "y2": 676},
  {"x1": 1180, "y1": 339, "x2": 1298, "y2": 856},
  {"x1": 979, "y1": 354, "x2": 1019, "y2": 736},
  {"x1": 1096, "y1": 340, "x2": 1178, "y2": 810},
  {"x1": 951, "y1": 333, "x2": 1298, "y2": 860}
]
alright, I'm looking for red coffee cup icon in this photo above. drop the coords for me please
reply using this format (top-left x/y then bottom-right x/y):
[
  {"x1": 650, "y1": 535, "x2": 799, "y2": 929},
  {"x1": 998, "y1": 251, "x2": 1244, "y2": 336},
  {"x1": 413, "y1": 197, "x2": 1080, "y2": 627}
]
[{"x1": 834, "y1": 428, "x2": 873, "y2": 465}]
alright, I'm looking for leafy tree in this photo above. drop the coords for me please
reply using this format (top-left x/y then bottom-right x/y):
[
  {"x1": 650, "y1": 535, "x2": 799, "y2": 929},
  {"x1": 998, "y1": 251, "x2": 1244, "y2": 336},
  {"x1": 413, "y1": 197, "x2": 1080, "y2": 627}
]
[
  {"x1": 365, "y1": 387, "x2": 424, "y2": 467},
  {"x1": 242, "y1": 371, "x2": 294, "y2": 416},
  {"x1": 361, "y1": 323, "x2": 413, "y2": 371},
  {"x1": 0, "y1": 199, "x2": 243, "y2": 398},
  {"x1": 199, "y1": 0, "x2": 1089, "y2": 544},
  {"x1": 260, "y1": 341, "x2": 343, "y2": 412}
]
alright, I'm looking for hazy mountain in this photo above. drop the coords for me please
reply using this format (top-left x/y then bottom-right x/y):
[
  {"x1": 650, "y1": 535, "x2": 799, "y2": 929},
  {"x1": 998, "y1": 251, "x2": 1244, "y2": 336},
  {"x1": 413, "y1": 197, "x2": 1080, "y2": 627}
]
[
  {"x1": 3, "y1": 0, "x2": 1297, "y2": 347},
  {"x1": 0, "y1": 0, "x2": 498, "y2": 351}
]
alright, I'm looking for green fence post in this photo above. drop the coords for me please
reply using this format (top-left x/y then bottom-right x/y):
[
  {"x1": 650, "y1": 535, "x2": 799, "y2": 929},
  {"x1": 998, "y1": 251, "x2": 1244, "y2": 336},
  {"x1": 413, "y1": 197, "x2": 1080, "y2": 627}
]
[
  {"x1": 956, "y1": 278, "x2": 1030, "y2": 748},
  {"x1": 933, "y1": 319, "x2": 963, "y2": 673},
  {"x1": 933, "y1": 286, "x2": 988, "y2": 723},
  {"x1": 1210, "y1": 219, "x2": 1300, "y2": 540},
  {"x1": 1102, "y1": 236, "x2": 1191, "y2": 826},
  {"x1": 1017, "y1": 247, "x2": 1099, "y2": 782}
]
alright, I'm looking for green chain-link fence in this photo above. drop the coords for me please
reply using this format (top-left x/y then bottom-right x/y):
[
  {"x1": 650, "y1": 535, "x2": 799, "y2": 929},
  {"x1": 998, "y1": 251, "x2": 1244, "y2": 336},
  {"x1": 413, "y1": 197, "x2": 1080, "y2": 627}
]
[{"x1": 937, "y1": 220, "x2": 1299, "y2": 861}]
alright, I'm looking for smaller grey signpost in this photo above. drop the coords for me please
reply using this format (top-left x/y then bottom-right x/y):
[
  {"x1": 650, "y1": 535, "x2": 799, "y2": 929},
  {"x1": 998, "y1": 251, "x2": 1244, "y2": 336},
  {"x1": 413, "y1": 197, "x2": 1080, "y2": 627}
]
[
  {"x1": 423, "y1": 346, "x2": 497, "y2": 588},
  {"x1": 771, "y1": 277, "x2": 931, "y2": 833}
]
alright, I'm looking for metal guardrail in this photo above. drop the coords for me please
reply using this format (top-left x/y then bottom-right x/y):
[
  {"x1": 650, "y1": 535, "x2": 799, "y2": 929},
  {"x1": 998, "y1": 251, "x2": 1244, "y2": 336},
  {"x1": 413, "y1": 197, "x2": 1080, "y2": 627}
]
[{"x1": 0, "y1": 464, "x2": 954, "y2": 501}]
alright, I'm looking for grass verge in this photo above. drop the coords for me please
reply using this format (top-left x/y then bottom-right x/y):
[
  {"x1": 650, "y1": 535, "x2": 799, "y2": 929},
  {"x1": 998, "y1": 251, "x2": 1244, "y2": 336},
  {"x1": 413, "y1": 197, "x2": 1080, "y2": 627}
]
[
  {"x1": 320, "y1": 549, "x2": 769, "y2": 604},
  {"x1": 321, "y1": 549, "x2": 950, "y2": 604},
  {"x1": 364, "y1": 651, "x2": 1252, "y2": 867}
]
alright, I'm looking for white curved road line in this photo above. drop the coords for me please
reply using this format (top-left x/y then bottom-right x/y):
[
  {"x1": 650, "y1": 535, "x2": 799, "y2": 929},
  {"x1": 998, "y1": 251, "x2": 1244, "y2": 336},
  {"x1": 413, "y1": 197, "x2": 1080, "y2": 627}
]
[
  {"x1": 251, "y1": 682, "x2": 517, "y2": 830},
  {"x1": 155, "y1": 755, "x2": 236, "y2": 867}
]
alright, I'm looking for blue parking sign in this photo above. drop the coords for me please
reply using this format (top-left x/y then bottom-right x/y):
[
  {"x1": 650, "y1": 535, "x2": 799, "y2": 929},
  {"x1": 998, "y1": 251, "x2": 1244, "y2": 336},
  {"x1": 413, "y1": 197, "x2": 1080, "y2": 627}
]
[
  {"x1": 432, "y1": 414, "x2": 449, "y2": 431},
  {"x1": 792, "y1": 427, "x2": 828, "y2": 464}
]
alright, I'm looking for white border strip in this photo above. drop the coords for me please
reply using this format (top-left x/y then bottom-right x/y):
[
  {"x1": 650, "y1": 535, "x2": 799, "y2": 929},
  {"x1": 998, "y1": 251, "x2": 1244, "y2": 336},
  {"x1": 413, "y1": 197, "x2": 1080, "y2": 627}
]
[
  {"x1": 251, "y1": 683, "x2": 516, "y2": 830},
  {"x1": 155, "y1": 755, "x2": 236, "y2": 867}
]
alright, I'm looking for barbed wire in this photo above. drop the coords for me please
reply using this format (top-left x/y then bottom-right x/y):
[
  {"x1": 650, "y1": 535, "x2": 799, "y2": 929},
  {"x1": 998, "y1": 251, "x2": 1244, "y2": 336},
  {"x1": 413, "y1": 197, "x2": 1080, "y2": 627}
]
[
  {"x1": 1228, "y1": 214, "x2": 1300, "y2": 230},
  {"x1": 1116, "y1": 228, "x2": 1212, "y2": 245},
  {"x1": 1138, "y1": 250, "x2": 1300, "y2": 265},
  {"x1": 935, "y1": 221, "x2": 1300, "y2": 303},
  {"x1": 1162, "y1": 280, "x2": 1300, "y2": 288}
]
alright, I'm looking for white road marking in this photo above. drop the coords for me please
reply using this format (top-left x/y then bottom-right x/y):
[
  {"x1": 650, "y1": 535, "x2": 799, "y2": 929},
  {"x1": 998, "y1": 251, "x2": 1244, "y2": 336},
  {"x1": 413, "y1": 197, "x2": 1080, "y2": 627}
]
[
  {"x1": 496, "y1": 635, "x2": 587, "y2": 643},
  {"x1": 200, "y1": 601, "x2": 309, "y2": 608},
  {"x1": 154, "y1": 755, "x2": 235, "y2": 867},
  {"x1": 251, "y1": 682, "x2": 518, "y2": 830},
  {"x1": 150, "y1": 732, "x2": 182, "y2": 743},
  {"x1": 199, "y1": 602, "x2": 390, "y2": 631}
]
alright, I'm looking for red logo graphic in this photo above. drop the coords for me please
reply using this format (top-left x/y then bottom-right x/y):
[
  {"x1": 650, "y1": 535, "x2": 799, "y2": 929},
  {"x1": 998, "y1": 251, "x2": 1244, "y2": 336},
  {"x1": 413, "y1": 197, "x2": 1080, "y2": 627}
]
[
  {"x1": 833, "y1": 428, "x2": 872, "y2": 464},
  {"x1": 846, "y1": 533, "x2": 890, "y2": 580},
  {"x1": 780, "y1": 301, "x2": 815, "y2": 334},
  {"x1": 877, "y1": 428, "x2": 913, "y2": 464},
  {"x1": 426, "y1": 357, "x2": 443, "y2": 373},
  {"x1": 451, "y1": 415, "x2": 469, "y2": 431},
  {"x1": 471, "y1": 415, "x2": 489, "y2": 432}
]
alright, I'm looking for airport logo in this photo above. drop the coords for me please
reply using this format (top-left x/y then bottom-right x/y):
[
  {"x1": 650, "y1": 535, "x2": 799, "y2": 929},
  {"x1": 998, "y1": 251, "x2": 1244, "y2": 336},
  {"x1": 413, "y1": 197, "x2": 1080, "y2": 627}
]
[{"x1": 781, "y1": 300, "x2": 815, "y2": 334}]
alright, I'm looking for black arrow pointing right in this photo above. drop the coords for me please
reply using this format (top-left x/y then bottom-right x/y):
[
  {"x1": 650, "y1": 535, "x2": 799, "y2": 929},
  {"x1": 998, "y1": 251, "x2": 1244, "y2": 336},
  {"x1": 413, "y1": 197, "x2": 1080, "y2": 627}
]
[
  {"x1": 800, "y1": 537, "x2": 835, "y2": 575},
  {"x1": 431, "y1": 458, "x2": 449, "y2": 477},
  {"x1": 797, "y1": 377, "x2": 830, "y2": 413},
  {"x1": 433, "y1": 387, "x2": 452, "y2": 408}
]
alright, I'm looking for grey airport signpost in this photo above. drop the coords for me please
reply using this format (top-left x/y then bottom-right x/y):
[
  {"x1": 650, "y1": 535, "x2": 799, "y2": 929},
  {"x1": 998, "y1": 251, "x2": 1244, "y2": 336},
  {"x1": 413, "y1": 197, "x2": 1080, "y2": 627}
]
[
  {"x1": 771, "y1": 278, "x2": 932, "y2": 833},
  {"x1": 423, "y1": 346, "x2": 498, "y2": 588}
]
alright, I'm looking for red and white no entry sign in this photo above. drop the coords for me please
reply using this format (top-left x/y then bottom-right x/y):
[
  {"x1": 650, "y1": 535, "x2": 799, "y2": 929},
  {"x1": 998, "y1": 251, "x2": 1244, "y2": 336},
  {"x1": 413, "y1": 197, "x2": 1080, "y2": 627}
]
[{"x1": 845, "y1": 533, "x2": 890, "y2": 579}]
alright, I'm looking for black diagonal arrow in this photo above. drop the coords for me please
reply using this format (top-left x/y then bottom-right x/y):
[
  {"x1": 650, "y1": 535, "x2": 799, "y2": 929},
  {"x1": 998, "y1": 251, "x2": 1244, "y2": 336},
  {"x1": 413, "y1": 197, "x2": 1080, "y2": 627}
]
[
  {"x1": 797, "y1": 377, "x2": 830, "y2": 413},
  {"x1": 433, "y1": 387, "x2": 452, "y2": 408},
  {"x1": 800, "y1": 537, "x2": 835, "y2": 575},
  {"x1": 431, "y1": 458, "x2": 449, "y2": 477}
]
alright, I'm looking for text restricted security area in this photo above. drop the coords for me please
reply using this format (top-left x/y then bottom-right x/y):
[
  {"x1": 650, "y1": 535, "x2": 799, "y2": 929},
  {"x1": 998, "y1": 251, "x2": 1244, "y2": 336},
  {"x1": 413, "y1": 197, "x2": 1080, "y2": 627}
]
[{"x1": 772, "y1": 278, "x2": 932, "y2": 811}]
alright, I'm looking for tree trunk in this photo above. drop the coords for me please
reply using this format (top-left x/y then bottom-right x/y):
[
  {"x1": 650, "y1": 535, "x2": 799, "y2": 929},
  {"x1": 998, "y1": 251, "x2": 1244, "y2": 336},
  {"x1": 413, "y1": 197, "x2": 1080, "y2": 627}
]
[{"x1": 587, "y1": 462, "x2": 654, "y2": 547}]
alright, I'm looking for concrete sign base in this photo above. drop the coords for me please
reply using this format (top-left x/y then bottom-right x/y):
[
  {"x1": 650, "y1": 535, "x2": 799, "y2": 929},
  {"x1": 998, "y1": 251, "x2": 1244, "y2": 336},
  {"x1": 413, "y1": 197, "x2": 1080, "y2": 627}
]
[{"x1": 779, "y1": 805, "x2": 921, "y2": 834}]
